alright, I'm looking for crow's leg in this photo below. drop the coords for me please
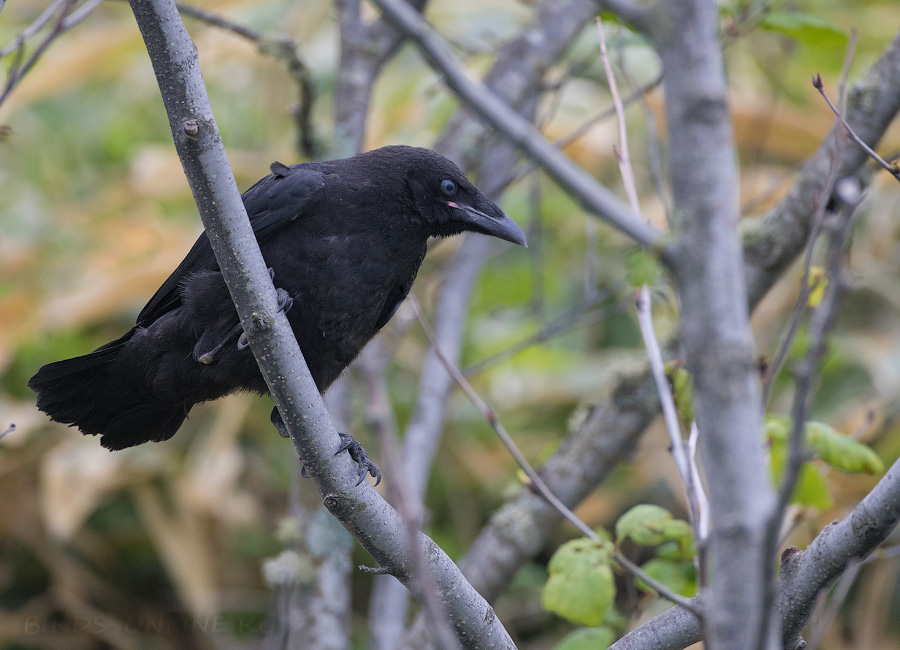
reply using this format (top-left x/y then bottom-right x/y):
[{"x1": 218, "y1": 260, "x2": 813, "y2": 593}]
[
  {"x1": 337, "y1": 433, "x2": 381, "y2": 486},
  {"x1": 271, "y1": 407, "x2": 381, "y2": 486},
  {"x1": 195, "y1": 322, "x2": 243, "y2": 364}
]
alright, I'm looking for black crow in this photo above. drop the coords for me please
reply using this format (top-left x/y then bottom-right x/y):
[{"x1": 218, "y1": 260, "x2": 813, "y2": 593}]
[{"x1": 28, "y1": 145, "x2": 526, "y2": 483}]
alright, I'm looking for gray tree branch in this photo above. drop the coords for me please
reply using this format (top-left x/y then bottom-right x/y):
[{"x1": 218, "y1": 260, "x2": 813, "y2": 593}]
[{"x1": 648, "y1": 1, "x2": 776, "y2": 647}]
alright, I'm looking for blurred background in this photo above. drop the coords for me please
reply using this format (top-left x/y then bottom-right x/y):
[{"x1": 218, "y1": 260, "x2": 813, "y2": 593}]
[{"x1": 2, "y1": 0, "x2": 900, "y2": 648}]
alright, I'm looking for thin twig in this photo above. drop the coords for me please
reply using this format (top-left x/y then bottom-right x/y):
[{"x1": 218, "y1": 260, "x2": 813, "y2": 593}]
[
  {"x1": 0, "y1": 0, "x2": 80, "y2": 110},
  {"x1": 0, "y1": 0, "x2": 67, "y2": 58},
  {"x1": 687, "y1": 423, "x2": 709, "y2": 539},
  {"x1": 0, "y1": 423, "x2": 14, "y2": 441},
  {"x1": 360, "y1": 343, "x2": 462, "y2": 650},
  {"x1": 814, "y1": 75, "x2": 900, "y2": 184},
  {"x1": 0, "y1": 0, "x2": 100, "y2": 58},
  {"x1": 176, "y1": 2, "x2": 320, "y2": 157},
  {"x1": 757, "y1": 191, "x2": 862, "y2": 650},
  {"x1": 409, "y1": 294, "x2": 701, "y2": 615},
  {"x1": 497, "y1": 75, "x2": 663, "y2": 191},
  {"x1": 596, "y1": 17, "x2": 707, "y2": 542},
  {"x1": 596, "y1": 18, "x2": 639, "y2": 211},
  {"x1": 762, "y1": 31, "x2": 860, "y2": 406}
]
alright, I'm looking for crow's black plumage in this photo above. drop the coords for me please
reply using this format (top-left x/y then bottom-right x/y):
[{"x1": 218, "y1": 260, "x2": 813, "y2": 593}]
[{"x1": 29, "y1": 146, "x2": 526, "y2": 461}]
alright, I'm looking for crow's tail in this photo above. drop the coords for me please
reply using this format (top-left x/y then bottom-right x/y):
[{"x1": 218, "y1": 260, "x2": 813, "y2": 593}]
[{"x1": 27, "y1": 330, "x2": 187, "y2": 450}]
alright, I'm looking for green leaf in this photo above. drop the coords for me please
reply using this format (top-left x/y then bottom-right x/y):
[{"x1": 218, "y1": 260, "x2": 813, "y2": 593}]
[
  {"x1": 758, "y1": 12, "x2": 848, "y2": 50},
  {"x1": 543, "y1": 538, "x2": 615, "y2": 627},
  {"x1": 555, "y1": 626, "x2": 616, "y2": 650},
  {"x1": 636, "y1": 559, "x2": 697, "y2": 598},
  {"x1": 805, "y1": 421, "x2": 884, "y2": 475},
  {"x1": 625, "y1": 249, "x2": 660, "y2": 288},
  {"x1": 615, "y1": 505, "x2": 672, "y2": 546}
]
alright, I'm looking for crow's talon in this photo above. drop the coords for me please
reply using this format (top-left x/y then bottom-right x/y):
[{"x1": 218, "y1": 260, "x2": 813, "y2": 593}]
[
  {"x1": 237, "y1": 332, "x2": 249, "y2": 351},
  {"x1": 275, "y1": 288, "x2": 294, "y2": 314},
  {"x1": 194, "y1": 321, "x2": 244, "y2": 364},
  {"x1": 301, "y1": 463, "x2": 310, "y2": 478},
  {"x1": 337, "y1": 432, "x2": 381, "y2": 487}
]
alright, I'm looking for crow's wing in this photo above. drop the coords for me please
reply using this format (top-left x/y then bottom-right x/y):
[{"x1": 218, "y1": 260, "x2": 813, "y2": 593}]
[
  {"x1": 137, "y1": 163, "x2": 326, "y2": 326},
  {"x1": 374, "y1": 273, "x2": 419, "y2": 331}
]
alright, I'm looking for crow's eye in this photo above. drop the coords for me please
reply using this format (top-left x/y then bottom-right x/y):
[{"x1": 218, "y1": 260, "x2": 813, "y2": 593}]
[{"x1": 441, "y1": 179, "x2": 457, "y2": 196}]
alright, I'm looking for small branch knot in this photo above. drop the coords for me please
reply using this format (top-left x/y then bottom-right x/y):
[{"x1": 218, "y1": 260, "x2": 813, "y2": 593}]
[
  {"x1": 183, "y1": 119, "x2": 199, "y2": 137},
  {"x1": 358, "y1": 564, "x2": 394, "y2": 576}
]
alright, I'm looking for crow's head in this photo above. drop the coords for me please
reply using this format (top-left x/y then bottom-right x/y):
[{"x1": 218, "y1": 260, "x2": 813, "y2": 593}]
[{"x1": 377, "y1": 146, "x2": 527, "y2": 246}]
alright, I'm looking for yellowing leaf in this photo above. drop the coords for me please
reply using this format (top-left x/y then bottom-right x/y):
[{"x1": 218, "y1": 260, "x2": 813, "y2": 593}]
[{"x1": 807, "y1": 267, "x2": 828, "y2": 308}]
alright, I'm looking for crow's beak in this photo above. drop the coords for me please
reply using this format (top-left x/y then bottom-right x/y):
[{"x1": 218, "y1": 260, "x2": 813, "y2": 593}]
[{"x1": 449, "y1": 201, "x2": 528, "y2": 247}]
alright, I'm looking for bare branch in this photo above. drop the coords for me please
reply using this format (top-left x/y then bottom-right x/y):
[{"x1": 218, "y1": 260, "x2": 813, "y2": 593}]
[
  {"x1": 744, "y1": 28, "x2": 900, "y2": 307},
  {"x1": 813, "y1": 73, "x2": 900, "y2": 183},
  {"x1": 176, "y1": 2, "x2": 320, "y2": 157},
  {"x1": 0, "y1": 0, "x2": 89, "y2": 110}
]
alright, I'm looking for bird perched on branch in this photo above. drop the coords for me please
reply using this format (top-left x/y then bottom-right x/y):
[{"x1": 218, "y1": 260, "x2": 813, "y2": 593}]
[{"x1": 29, "y1": 145, "x2": 526, "y2": 484}]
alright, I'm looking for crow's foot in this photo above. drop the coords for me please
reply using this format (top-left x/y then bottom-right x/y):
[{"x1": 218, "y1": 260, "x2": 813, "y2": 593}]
[
  {"x1": 272, "y1": 409, "x2": 378, "y2": 487},
  {"x1": 195, "y1": 322, "x2": 244, "y2": 364},
  {"x1": 337, "y1": 432, "x2": 381, "y2": 486}
]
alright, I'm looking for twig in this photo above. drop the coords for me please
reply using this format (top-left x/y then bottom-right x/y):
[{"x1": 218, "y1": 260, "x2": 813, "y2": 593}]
[
  {"x1": 758, "y1": 192, "x2": 861, "y2": 650},
  {"x1": 0, "y1": 423, "x2": 14, "y2": 441},
  {"x1": 176, "y1": 2, "x2": 320, "y2": 158},
  {"x1": 814, "y1": 73, "x2": 900, "y2": 183},
  {"x1": 596, "y1": 16, "x2": 707, "y2": 543},
  {"x1": 762, "y1": 32, "x2": 859, "y2": 405},
  {"x1": 609, "y1": 453, "x2": 900, "y2": 650},
  {"x1": 497, "y1": 76, "x2": 664, "y2": 192},
  {"x1": 360, "y1": 343, "x2": 462, "y2": 650},
  {"x1": 0, "y1": 0, "x2": 101, "y2": 58},
  {"x1": 409, "y1": 294, "x2": 701, "y2": 615},
  {"x1": 756, "y1": 34, "x2": 862, "y2": 650},
  {"x1": 687, "y1": 423, "x2": 709, "y2": 539},
  {"x1": 370, "y1": 0, "x2": 664, "y2": 251},
  {"x1": 0, "y1": 0, "x2": 66, "y2": 58},
  {"x1": 0, "y1": 0, "x2": 82, "y2": 110}
]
